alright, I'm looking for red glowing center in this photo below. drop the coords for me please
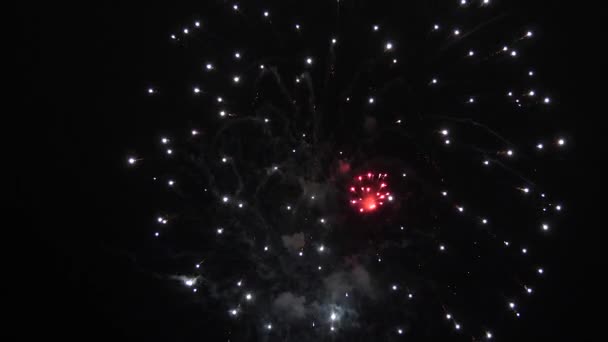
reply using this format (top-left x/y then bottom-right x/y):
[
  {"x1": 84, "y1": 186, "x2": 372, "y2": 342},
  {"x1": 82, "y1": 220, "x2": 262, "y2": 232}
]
[
  {"x1": 362, "y1": 195, "x2": 378, "y2": 211},
  {"x1": 348, "y1": 172, "x2": 393, "y2": 213}
]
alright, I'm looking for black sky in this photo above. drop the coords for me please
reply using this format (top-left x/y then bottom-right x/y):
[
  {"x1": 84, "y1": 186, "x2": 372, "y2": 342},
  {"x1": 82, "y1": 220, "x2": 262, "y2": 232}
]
[{"x1": 17, "y1": 1, "x2": 600, "y2": 341}]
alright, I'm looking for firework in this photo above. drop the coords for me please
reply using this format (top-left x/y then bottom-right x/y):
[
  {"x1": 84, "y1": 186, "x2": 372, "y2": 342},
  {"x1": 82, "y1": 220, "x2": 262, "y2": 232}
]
[{"x1": 126, "y1": 1, "x2": 568, "y2": 340}]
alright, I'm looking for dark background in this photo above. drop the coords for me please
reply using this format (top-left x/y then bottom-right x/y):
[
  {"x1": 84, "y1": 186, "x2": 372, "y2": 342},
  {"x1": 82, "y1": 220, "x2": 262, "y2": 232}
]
[{"x1": 17, "y1": 1, "x2": 599, "y2": 340}]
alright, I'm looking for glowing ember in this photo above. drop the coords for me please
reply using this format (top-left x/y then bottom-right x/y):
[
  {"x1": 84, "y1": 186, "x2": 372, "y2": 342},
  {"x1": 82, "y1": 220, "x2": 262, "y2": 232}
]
[{"x1": 349, "y1": 172, "x2": 392, "y2": 213}]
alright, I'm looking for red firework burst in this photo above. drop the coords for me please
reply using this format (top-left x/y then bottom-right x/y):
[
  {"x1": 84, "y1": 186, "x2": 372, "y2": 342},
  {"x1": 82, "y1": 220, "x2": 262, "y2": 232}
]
[{"x1": 349, "y1": 172, "x2": 393, "y2": 213}]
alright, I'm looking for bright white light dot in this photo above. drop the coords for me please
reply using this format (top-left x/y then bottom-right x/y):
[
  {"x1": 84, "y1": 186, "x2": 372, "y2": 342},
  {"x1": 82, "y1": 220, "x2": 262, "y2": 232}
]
[
  {"x1": 454, "y1": 29, "x2": 460, "y2": 36},
  {"x1": 233, "y1": 76, "x2": 240, "y2": 83},
  {"x1": 295, "y1": 24, "x2": 300, "y2": 30},
  {"x1": 166, "y1": 149, "x2": 173, "y2": 155},
  {"x1": 509, "y1": 302, "x2": 516, "y2": 309},
  {"x1": 402, "y1": 173, "x2": 407, "y2": 177},
  {"x1": 439, "y1": 245, "x2": 445, "y2": 251},
  {"x1": 455, "y1": 324, "x2": 461, "y2": 330},
  {"x1": 458, "y1": 206, "x2": 464, "y2": 212},
  {"x1": 238, "y1": 202, "x2": 243, "y2": 208},
  {"x1": 408, "y1": 293, "x2": 413, "y2": 299},
  {"x1": 469, "y1": 97, "x2": 475, "y2": 103},
  {"x1": 185, "y1": 279, "x2": 194, "y2": 287},
  {"x1": 264, "y1": 246, "x2": 269, "y2": 251},
  {"x1": 445, "y1": 139, "x2": 450, "y2": 145},
  {"x1": 538, "y1": 268, "x2": 544, "y2": 274},
  {"x1": 392, "y1": 285, "x2": 398, "y2": 290},
  {"x1": 234, "y1": 52, "x2": 241, "y2": 59},
  {"x1": 558, "y1": 138, "x2": 566, "y2": 146},
  {"x1": 217, "y1": 228, "x2": 223, "y2": 234},
  {"x1": 544, "y1": 97, "x2": 551, "y2": 104},
  {"x1": 148, "y1": 88, "x2": 155, "y2": 94},
  {"x1": 217, "y1": 97, "x2": 223, "y2": 102},
  {"x1": 373, "y1": 25, "x2": 379, "y2": 31},
  {"x1": 193, "y1": 87, "x2": 200, "y2": 94},
  {"x1": 319, "y1": 245, "x2": 325, "y2": 252},
  {"x1": 556, "y1": 205, "x2": 562, "y2": 211},
  {"x1": 183, "y1": 28, "x2": 189, "y2": 34},
  {"x1": 441, "y1": 191, "x2": 448, "y2": 196},
  {"x1": 194, "y1": 21, "x2": 200, "y2": 27},
  {"x1": 446, "y1": 314, "x2": 452, "y2": 319},
  {"x1": 332, "y1": 38, "x2": 337, "y2": 44},
  {"x1": 487, "y1": 331, "x2": 493, "y2": 339},
  {"x1": 483, "y1": 160, "x2": 490, "y2": 165},
  {"x1": 441, "y1": 129, "x2": 449, "y2": 136},
  {"x1": 263, "y1": 11, "x2": 269, "y2": 17},
  {"x1": 330, "y1": 313, "x2": 337, "y2": 321},
  {"x1": 233, "y1": 4, "x2": 238, "y2": 10},
  {"x1": 529, "y1": 90, "x2": 536, "y2": 96},
  {"x1": 157, "y1": 217, "x2": 163, "y2": 223},
  {"x1": 508, "y1": 91, "x2": 513, "y2": 96},
  {"x1": 523, "y1": 188, "x2": 530, "y2": 193},
  {"x1": 369, "y1": 97, "x2": 375, "y2": 104},
  {"x1": 388, "y1": 195, "x2": 393, "y2": 201},
  {"x1": 433, "y1": 24, "x2": 440, "y2": 30},
  {"x1": 542, "y1": 223, "x2": 549, "y2": 231},
  {"x1": 191, "y1": 130, "x2": 198, "y2": 136},
  {"x1": 306, "y1": 57, "x2": 313, "y2": 65},
  {"x1": 162, "y1": 219, "x2": 167, "y2": 224},
  {"x1": 266, "y1": 324, "x2": 272, "y2": 330},
  {"x1": 398, "y1": 328, "x2": 403, "y2": 334},
  {"x1": 482, "y1": 219, "x2": 488, "y2": 224},
  {"x1": 393, "y1": 59, "x2": 398, "y2": 64},
  {"x1": 230, "y1": 309, "x2": 237, "y2": 316},
  {"x1": 245, "y1": 293, "x2": 252, "y2": 300},
  {"x1": 168, "y1": 180, "x2": 174, "y2": 186},
  {"x1": 529, "y1": 70, "x2": 534, "y2": 76},
  {"x1": 206, "y1": 63, "x2": 213, "y2": 70},
  {"x1": 503, "y1": 46, "x2": 509, "y2": 51},
  {"x1": 507, "y1": 150, "x2": 514, "y2": 156},
  {"x1": 128, "y1": 157, "x2": 136, "y2": 165},
  {"x1": 237, "y1": 281, "x2": 242, "y2": 286},
  {"x1": 526, "y1": 31, "x2": 533, "y2": 37},
  {"x1": 170, "y1": 35, "x2": 176, "y2": 40},
  {"x1": 537, "y1": 143, "x2": 544, "y2": 150},
  {"x1": 504, "y1": 241, "x2": 510, "y2": 246},
  {"x1": 222, "y1": 196, "x2": 229, "y2": 203},
  {"x1": 318, "y1": 266, "x2": 322, "y2": 270},
  {"x1": 299, "y1": 251, "x2": 303, "y2": 256},
  {"x1": 154, "y1": 232, "x2": 159, "y2": 237},
  {"x1": 483, "y1": 0, "x2": 490, "y2": 4},
  {"x1": 385, "y1": 42, "x2": 393, "y2": 50},
  {"x1": 468, "y1": 50, "x2": 475, "y2": 56},
  {"x1": 522, "y1": 248, "x2": 527, "y2": 254},
  {"x1": 286, "y1": 205, "x2": 291, "y2": 210},
  {"x1": 460, "y1": 0, "x2": 467, "y2": 5},
  {"x1": 511, "y1": 50, "x2": 518, "y2": 57},
  {"x1": 527, "y1": 287, "x2": 533, "y2": 293},
  {"x1": 219, "y1": 111, "x2": 226, "y2": 117}
]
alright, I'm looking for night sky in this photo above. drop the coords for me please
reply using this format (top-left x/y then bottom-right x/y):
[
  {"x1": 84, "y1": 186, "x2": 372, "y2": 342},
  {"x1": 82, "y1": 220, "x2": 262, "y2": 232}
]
[{"x1": 18, "y1": 1, "x2": 599, "y2": 341}]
